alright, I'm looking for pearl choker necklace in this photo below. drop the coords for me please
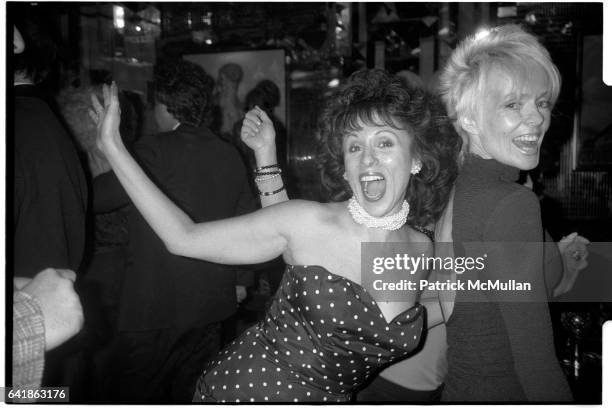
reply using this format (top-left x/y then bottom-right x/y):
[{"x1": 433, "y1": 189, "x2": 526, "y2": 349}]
[{"x1": 347, "y1": 197, "x2": 409, "y2": 230}]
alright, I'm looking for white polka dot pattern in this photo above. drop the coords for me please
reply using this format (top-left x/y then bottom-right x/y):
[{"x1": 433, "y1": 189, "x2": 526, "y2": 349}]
[{"x1": 194, "y1": 265, "x2": 423, "y2": 402}]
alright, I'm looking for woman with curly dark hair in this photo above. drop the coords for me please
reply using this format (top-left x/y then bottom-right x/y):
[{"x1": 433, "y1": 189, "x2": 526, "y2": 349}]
[
  {"x1": 244, "y1": 70, "x2": 459, "y2": 222},
  {"x1": 316, "y1": 71, "x2": 458, "y2": 228},
  {"x1": 242, "y1": 69, "x2": 460, "y2": 402},
  {"x1": 91, "y1": 69, "x2": 459, "y2": 402}
]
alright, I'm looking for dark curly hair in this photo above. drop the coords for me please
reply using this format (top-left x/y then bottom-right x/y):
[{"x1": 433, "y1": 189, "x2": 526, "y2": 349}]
[
  {"x1": 154, "y1": 60, "x2": 215, "y2": 127},
  {"x1": 317, "y1": 69, "x2": 462, "y2": 227}
]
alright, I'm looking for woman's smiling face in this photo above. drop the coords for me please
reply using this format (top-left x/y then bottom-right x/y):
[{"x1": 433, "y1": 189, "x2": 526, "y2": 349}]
[
  {"x1": 469, "y1": 64, "x2": 553, "y2": 170},
  {"x1": 343, "y1": 118, "x2": 415, "y2": 218}
]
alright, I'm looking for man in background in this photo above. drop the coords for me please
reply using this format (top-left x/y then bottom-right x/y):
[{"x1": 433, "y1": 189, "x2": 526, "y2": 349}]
[{"x1": 93, "y1": 60, "x2": 256, "y2": 402}]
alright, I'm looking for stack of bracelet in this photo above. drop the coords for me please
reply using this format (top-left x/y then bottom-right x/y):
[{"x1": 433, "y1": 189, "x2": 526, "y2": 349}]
[{"x1": 254, "y1": 164, "x2": 285, "y2": 196}]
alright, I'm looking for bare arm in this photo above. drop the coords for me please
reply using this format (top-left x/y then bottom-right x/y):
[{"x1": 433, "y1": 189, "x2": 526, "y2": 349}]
[
  {"x1": 241, "y1": 107, "x2": 289, "y2": 207},
  {"x1": 91, "y1": 83, "x2": 289, "y2": 265}
]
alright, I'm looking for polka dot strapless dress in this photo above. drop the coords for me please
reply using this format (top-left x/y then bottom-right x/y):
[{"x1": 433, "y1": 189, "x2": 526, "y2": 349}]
[{"x1": 194, "y1": 265, "x2": 424, "y2": 403}]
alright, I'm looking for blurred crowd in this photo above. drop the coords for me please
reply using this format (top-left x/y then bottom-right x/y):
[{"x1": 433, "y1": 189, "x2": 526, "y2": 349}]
[{"x1": 11, "y1": 19, "x2": 282, "y2": 402}]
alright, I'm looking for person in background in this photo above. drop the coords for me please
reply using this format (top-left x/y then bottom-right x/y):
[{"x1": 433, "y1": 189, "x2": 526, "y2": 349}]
[
  {"x1": 92, "y1": 60, "x2": 256, "y2": 402},
  {"x1": 56, "y1": 83, "x2": 140, "y2": 401}
]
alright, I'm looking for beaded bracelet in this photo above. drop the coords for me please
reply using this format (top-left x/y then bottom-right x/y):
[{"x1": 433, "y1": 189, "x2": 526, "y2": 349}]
[
  {"x1": 254, "y1": 169, "x2": 282, "y2": 177},
  {"x1": 254, "y1": 164, "x2": 280, "y2": 172},
  {"x1": 255, "y1": 173, "x2": 282, "y2": 183},
  {"x1": 258, "y1": 186, "x2": 286, "y2": 196}
]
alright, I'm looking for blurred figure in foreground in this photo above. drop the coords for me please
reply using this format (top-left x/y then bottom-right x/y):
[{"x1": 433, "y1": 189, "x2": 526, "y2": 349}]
[
  {"x1": 12, "y1": 20, "x2": 89, "y2": 396},
  {"x1": 13, "y1": 268, "x2": 84, "y2": 399}
]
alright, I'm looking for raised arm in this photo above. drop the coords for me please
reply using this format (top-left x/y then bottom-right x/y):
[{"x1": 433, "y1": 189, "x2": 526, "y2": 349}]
[
  {"x1": 91, "y1": 83, "x2": 288, "y2": 265},
  {"x1": 241, "y1": 107, "x2": 289, "y2": 207}
]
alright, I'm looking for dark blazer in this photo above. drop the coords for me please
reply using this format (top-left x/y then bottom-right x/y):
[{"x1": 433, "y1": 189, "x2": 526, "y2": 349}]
[
  {"x1": 13, "y1": 84, "x2": 88, "y2": 278},
  {"x1": 94, "y1": 124, "x2": 257, "y2": 330}
]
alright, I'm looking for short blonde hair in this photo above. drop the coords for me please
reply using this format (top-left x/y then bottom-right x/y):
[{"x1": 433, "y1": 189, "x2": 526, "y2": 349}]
[{"x1": 438, "y1": 24, "x2": 561, "y2": 154}]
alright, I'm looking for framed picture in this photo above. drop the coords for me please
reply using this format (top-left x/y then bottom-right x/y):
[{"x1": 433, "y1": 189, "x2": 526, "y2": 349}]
[
  {"x1": 572, "y1": 34, "x2": 612, "y2": 170},
  {"x1": 184, "y1": 49, "x2": 287, "y2": 126}
]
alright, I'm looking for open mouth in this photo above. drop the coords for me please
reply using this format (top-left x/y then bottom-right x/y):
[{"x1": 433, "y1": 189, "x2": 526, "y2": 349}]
[
  {"x1": 512, "y1": 134, "x2": 540, "y2": 155},
  {"x1": 360, "y1": 172, "x2": 386, "y2": 201}
]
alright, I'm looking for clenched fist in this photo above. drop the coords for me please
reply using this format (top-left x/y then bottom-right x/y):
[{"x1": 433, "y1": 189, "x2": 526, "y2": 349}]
[
  {"x1": 240, "y1": 107, "x2": 277, "y2": 160},
  {"x1": 19, "y1": 268, "x2": 84, "y2": 350}
]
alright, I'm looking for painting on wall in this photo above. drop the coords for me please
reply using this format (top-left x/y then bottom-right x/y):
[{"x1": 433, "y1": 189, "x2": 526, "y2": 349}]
[{"x1": 184, "y1": 48, "x2": 287, "y2": 127}]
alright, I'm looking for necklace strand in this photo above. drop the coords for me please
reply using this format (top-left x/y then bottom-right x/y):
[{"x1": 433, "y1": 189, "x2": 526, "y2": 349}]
[{"x1": 347, "y1": 197, "x2": 409, "y2": 230}]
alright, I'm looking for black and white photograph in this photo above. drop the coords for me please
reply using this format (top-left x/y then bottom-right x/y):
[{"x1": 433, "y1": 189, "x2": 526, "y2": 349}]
[{"x1": 5, "y1": 1, "x2": 611, "y2": 404}]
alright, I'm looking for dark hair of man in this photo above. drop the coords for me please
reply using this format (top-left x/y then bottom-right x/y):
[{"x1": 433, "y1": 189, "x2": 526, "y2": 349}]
[
  {"x1": 154, "y1": 60, "x2": 214, "y2": 128},
  {"x1": 317, "y1": 69, "x2": 462, "y2": 227}
]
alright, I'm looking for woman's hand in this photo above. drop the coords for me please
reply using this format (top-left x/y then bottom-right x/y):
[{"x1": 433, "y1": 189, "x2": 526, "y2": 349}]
[
  {"x1": 89, "y1": 82, "x2": 122, "y2": 152},
  {"x1": 240, "y1": 106, "x2": 277, "y2": 165},
  {"x1": 559, "y1": 232, "x2": 590, "y2": 270},
  {"x1": 554, "y1": 232, "x2": 590, "y2": 297}
]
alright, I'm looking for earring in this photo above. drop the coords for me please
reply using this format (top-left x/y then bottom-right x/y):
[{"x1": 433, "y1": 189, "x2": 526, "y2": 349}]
[
  {"x1": 343, "y1": 172, "x2": 348, "y2": 180},
  {"x1": 411, "y1": 161, "x2": 422, "y2": 175}
]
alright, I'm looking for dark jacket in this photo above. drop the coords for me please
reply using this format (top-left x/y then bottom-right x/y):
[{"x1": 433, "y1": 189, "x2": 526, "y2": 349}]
[
  {"x1": 94, "y1": 124, "x2": 257, "y2": 330},
  {"x1": 13, "y1": 84, "x2": 88, "y2": 278}
]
